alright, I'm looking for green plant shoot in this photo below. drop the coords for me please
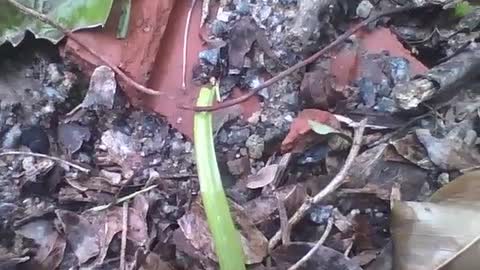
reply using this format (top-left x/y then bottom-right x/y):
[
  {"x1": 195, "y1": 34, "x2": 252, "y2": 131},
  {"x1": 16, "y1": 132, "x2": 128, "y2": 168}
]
[
  {"x1": 454, "y1": 1, "x2": 472, "y2": 18},
  {"x1": 194, "y1": 83, "x2": 246, "y2": 270}
]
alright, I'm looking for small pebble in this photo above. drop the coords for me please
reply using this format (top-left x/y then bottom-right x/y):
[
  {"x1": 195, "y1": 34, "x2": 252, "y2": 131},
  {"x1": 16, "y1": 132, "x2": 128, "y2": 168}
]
[
  {"x1": 246, "y1": 134, "x2": 265, "y2": 159},
  {"x1": 437, "y1": 172, "x2": 450, "y2": 186},
  {"x1": 356, "y1": 0, "x2": 373, "y2": 18},
  {"x1": 236, "y1": 0, "x2": 250, "y2": 15}
]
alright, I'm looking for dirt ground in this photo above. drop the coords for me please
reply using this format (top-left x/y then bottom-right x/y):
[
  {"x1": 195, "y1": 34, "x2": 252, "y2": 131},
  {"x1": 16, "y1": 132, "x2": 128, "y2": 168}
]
[{"x1": 2, "y1": 0, "x2": 480, "y2": 269}]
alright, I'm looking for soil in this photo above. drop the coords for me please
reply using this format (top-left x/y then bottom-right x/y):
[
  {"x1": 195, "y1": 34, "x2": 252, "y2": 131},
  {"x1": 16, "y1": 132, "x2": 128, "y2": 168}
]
[{"x1": 2, "y1": 1, "x2": 480, "y2": 270}]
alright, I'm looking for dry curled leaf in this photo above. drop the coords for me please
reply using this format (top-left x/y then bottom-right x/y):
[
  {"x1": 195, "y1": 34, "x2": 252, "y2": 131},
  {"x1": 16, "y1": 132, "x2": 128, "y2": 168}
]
[
  {"x1": 392, "y1": 170, "x2": 480, "y2": 270},
  {"x1": 247, "y1": 153, "x2": 291, "y2": 189},
  {"x1": 56, "y1": 210, "x2": 100, "y2": 264},
  {"x1": 16, "y1": 219, "x2": 66, "y2": 269},
  {"x1": 344, "y1": 144, "x2": 428, "y2": 201},
  {"x1": 178, "y1": 199, "x2": 268, "y2": 264},
  {"x1": 416, "y1": 127, "x2": 480, "y2": 171}
]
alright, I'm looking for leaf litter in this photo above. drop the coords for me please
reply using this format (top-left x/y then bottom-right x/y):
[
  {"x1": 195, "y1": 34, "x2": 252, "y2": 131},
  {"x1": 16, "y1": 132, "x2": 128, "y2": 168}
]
[{"x1": 4, "y1": 0, "x2": 480, "y2": 269}]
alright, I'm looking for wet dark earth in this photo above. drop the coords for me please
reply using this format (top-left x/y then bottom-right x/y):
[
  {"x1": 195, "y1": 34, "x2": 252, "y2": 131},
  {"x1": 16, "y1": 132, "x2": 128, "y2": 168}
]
[{"x1": 3, "y1": 0, "x2": 480, "y2": 269}]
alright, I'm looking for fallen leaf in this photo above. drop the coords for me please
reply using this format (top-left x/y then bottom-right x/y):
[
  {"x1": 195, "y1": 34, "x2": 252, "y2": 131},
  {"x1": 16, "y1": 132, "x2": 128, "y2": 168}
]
[
  {"x1": 16, "y1": 219, "x2": 66, "y2": 270},
  {"x1": 282, "y1": 109, "x2": 341, "y2": 153},
  {"x1": 246, "y1": 153, "x2": 292, "y2": 189},
  {"x1": 271, "y1": 242, "x2": 363, "y2": 270},
  {"x1": 365, "y1": 242, "x2": 392, "y2": 270},
  {"x1": 389, "y1": 133, "x2": 436, "y2": 170},
  {"x1": 416, "y1": 127, "x2": 480, "y2": 171},
  {"x1": 247, "y1": 165, "x2": 280, "y2": 189},
  {"x1": 429, "y1": 170, "x2": 480, "y2": 202},
  {"x1": 392, "y1": 170, "x2": 480, "y2": 270},
  {"x1": 178, "y1": 199, "x2": 268, "y2": 264},
  {"x1": 351, "y1": 250, "x2": 379, "y2": 266},
  {"x1": 84, "y1": 206, "x2": 148, "y2": 265},
  {"x1": 56, "y1": 210, "x2": 100, "y2": 264},
  {"x1": 171, "y1": 229, "x2": 218, "y2": 269},
  {"x1": 135, "y1": 250, "x2": 174, "y2": 270},
  {"x1": 344, "y1": 144, "x2": 429, "y2": 200},
  {"x1": 58, "y1": 123, "x2": 91, "y2": 154}
]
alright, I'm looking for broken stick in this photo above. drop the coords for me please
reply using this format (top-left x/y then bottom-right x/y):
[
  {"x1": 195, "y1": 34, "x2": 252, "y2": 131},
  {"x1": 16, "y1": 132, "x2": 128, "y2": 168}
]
[
  {"x1": 288, "y1": 218, "x2": 334, "y2": 270},
  {"x1": 268, "y1": 119, "x2": 367, "y2": 250},
  {"x1": 0, "y1": 151, "x2": 90, "y2": 173},
  {"x1": 181, "y1": 6, "x2": 420, "y2": 112}
]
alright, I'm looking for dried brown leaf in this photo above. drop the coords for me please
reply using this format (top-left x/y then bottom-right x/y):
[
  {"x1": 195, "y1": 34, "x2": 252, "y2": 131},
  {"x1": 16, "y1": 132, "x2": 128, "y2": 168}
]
[
  {"x1": 16, "y1": 219, "x2": 66, "y2": 269},
  {"x1": 392, "y1": 170, "x2": 480, "y2": 270},
  {"x1": 178, "y1": 199, "x2": 268, "y2": 264},
  {"x1": 56, "y1": 210, "x2": 100, "y2": 264},
  {"x1": 344, "y1": 144, "x2": 428, "y2": 200}
]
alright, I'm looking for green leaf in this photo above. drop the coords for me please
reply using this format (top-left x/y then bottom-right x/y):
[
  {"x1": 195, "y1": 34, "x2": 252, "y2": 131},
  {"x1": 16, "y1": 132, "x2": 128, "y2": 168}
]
[
  {"x1": 308, "y1": 120, "x2": 340, "y2": 135},
  {"x1": 194, "y1": 84, "x2": 247, "y2": 270},
  {"x1": 308, "y1": 120, "x2": 352, "y2": 151},
  {"x1": 0, "y1": 0, "x2": 114, "y2": 46}
]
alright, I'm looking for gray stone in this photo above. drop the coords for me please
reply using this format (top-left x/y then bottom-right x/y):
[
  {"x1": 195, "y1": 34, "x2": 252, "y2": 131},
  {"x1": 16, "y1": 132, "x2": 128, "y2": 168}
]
[
  {"x1": 199, "y1": 48, "x2": 221, "y2": 66},
  {"x1": 236, "y1": 0, "x2": 250, "y2": 15},
  {"x1": 356, "y1": 0, "x2": 373, "y2": 18},
  {"x1": 246, "y1": 134, "x2": 265, "y2": 159},
  {"x1": 227, "y1": 128, "x2": 250, "y2": 145},
  {"x1": 211, "y1": 20, "x2": 228, "y2": 36}
]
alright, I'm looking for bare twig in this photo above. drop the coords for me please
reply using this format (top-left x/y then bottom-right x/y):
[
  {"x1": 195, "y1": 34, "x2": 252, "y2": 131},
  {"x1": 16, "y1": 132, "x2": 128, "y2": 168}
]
[
  {"x1": 89, "y1": 184, "x2": 158, "y2": 212},
  {"x1": 287, "y1": 218, "x2": 334, "y2": 270},
  {"x1": 120, "y1": 201, "x2": 128, "y2": 270},
  {"x1": 344, "y1": 239, "x2": 354, "y2": 258},
  {"x1": 0, "y1": 151, "x2": 90, "y2": 173},
  {"x1": 269, "y1": 119, "x2": 367, "y2": 249},
  {"x1": 277, "y1": 194, "x2": 290, "y2": 245},
  {"x1": 181, "y1": 6, "x2": 419, "y2": 112},
  {"x1": 7, "y1": 0, "x2": 163, "y2": 96},
  {"x1": 183, "y1": 0, "x2": 198, "y2": 90}
]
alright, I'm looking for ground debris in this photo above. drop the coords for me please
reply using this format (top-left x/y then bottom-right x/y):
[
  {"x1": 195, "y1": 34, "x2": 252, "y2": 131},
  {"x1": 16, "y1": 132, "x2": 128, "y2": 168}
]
[
  {"x1": 393, "y1": 48, "x2": 480, "y2": 110},
  {"x1": 177, "y1": 199, "x2": 268, "y2": 265},
  {"x1": 6, "y1": 0, "x2": 480, "y2": 268}
]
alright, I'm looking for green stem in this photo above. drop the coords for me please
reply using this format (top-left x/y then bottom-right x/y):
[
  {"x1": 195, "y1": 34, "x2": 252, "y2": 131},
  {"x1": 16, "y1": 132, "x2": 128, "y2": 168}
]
[{"x1": 194, "y1": 85, "x2": 246, "y2": 270}]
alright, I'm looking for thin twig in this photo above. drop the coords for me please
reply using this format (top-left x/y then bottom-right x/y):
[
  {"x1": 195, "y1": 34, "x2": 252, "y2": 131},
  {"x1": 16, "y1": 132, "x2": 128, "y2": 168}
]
[
  {"x1": 120, "y1": 201, "x2": 128, "y2": 270},
  {"x1": 7, "y1": 0, "x2": 163, "y2": 96},
  {"x1": 0, "y1": 151, "x2": 90, "y2": 173},
  {"x1": 277, "y1": 194, "x2": 290, "y2": 245},
  {"x1": 344, "y1": 239, "x2": 354, "y2": 258},
  {"x1": 269, "y1": 119, "x2": 367, "y2": 250},
  {"x1": 183, "y1": 0, "x2": 197, "y2": 90},
  {"x1": 181, "y1": 6, "x2": 420, "y2": 112},
  {"x1": 89, "y1": 184, "x2": 158, "y2": 212},
  {"x1": 287, "y1": 218, "x2": 334, "y2": 270}
]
